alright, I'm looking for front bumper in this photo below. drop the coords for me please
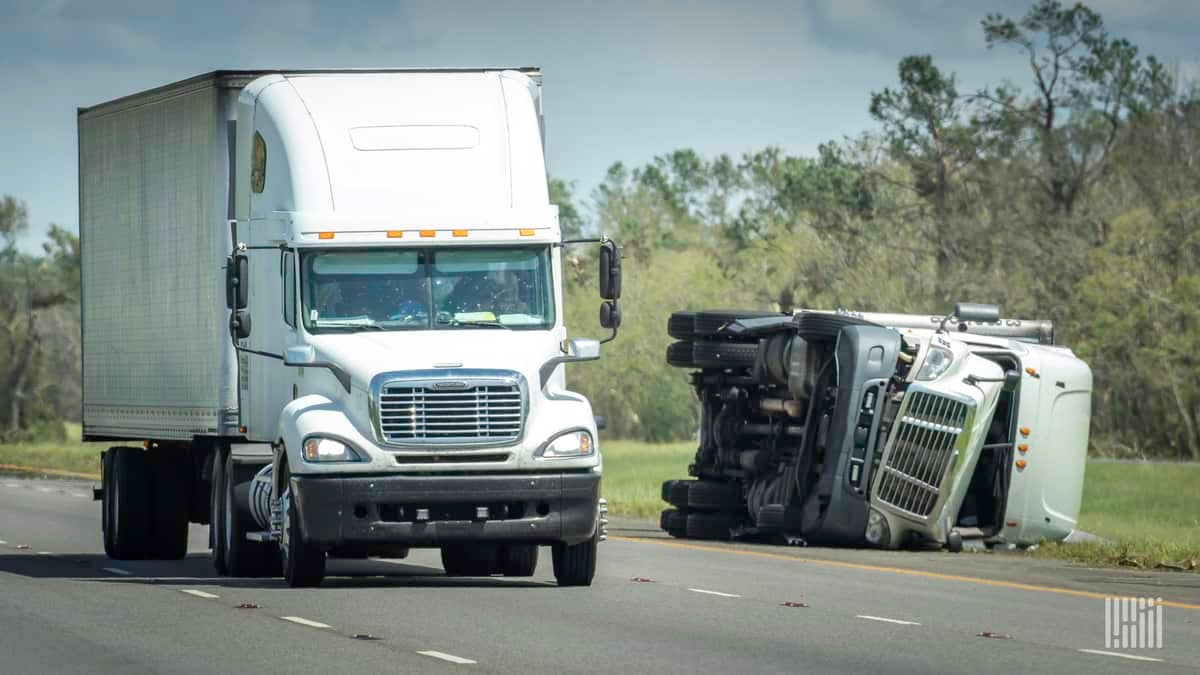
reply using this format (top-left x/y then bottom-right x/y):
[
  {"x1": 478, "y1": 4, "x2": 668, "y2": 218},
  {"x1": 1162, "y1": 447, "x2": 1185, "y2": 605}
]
[{"x1": 290, "y1": 471, "x2": 601, "y2": 548}]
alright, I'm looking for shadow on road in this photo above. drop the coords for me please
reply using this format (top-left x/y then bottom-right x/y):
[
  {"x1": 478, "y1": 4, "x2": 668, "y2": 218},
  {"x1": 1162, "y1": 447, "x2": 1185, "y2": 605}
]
[{"x1": 0, "y1": 552, "x2": 554, "y2": 590}]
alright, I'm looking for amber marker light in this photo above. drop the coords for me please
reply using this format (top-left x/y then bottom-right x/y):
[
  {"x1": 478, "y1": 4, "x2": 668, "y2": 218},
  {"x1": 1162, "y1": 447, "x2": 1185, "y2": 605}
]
[
  {"x1": 420, "y1": 230, "x2": 436, "y2": 238},
  {"x1": 452, "y1": 229, "x2": 468, "y2": 238},
  {"x1": 1019, "y1": 426, "x2": 1031, "y2": 436},
  {"x1": 519, "y1": 228, "x2": 535, "y2": 236},
  {"x1": 318, "y1": 232, "x2": 334, "y2": 240},
  {"x1": 1015, "y1": 459, "x2": 1027, "y2": 469},
  {"x1": 386, "y1": 231, "x2": 403, "y2": 239},
  {"x1": 1018, "y1": 444, "x2": 1029, "y2": 453}
]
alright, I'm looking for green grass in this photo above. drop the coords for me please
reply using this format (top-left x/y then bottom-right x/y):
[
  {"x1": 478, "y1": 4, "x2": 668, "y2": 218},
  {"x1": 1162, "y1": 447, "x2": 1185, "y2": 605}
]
[
  {"x1": 0, "y1": 423, "x2": 103, "y2": 477},
  {"x1": 601, "y1": 439, "x2": 694, "y2": 518}
]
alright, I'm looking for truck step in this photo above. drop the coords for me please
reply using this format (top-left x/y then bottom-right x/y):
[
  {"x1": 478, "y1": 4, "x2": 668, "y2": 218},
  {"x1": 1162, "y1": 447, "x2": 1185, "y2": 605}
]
[{"x1": 245, "y1": 531, "x2": 279, "y2": 543}]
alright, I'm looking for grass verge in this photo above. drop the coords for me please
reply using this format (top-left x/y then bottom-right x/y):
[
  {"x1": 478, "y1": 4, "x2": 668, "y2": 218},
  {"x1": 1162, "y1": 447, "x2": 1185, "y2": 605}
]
[{"x1": 602, "y1": 439, "x2": 1200, "y2": 570}]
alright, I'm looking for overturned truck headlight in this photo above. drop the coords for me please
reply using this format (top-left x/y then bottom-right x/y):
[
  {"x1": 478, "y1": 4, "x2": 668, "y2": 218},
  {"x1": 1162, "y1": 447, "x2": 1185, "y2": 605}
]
[
  {"x1": 536, "y1": 429, "x2": 595, "y2": 459},
  {"x1": 302, "y1": 437, "x2": 365, "y2": 463},
  {"x1": 864, "y1": 508, "x2": 891, "y2": 547},
  {"x1": 916, "y1": 345, "x2": 954, "y2": 381}
]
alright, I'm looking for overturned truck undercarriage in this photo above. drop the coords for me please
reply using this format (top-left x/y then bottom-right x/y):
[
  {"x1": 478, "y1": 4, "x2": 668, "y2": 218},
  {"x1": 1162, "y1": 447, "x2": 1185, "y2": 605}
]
[{"x1": 659, "y1": 306, "x2": 1092, "y2": 551}]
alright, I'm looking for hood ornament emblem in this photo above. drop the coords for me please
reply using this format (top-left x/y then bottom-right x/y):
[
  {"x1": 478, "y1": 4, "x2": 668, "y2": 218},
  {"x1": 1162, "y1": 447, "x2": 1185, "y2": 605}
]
[{"x1": 432, "y1": 381, "x2": 469, "y2": 390}]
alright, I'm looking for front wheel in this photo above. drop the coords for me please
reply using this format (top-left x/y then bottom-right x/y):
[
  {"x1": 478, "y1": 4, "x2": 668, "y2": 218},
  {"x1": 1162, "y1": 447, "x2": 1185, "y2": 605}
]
[
  {"x1": 280, "y1": 488, "x2": 326, "y2": 587},
  {"x1": 552, "y1": 531, "x2": 598, "y2": 587}
]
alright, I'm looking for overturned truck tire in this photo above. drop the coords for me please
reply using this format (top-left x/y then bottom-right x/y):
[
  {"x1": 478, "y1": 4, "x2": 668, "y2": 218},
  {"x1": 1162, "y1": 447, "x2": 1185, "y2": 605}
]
[
  {"x1": 692, "y1": 309, "x2": 786, "y2": 339},
  {"x1": 692, "y1": 340, "x2": 760, "y2": 369},
  {"x1": 665, "y1": 341, "x2": 696, "y2": 368}
]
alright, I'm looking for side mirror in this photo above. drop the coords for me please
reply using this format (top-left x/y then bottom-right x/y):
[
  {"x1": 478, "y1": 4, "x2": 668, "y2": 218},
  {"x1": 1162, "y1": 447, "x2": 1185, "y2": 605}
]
[
  {"x1": 598, "y1": 240, "x2": 621, "y2": 300},
  {"x1": 1002, "y1": 369, "x2": 1021, "y2": 392},
  {"x1": 593, "y1": 415, "x2": 608, "y2": 431},
  {"x1": 230, "y1": 309, "x2": 252, "y2": 340},
  {"x1": 599, "y1": 300, "x2": 621, "y2": 330},
  {"x1": 954, "y1": 302, "x2": 1000, "y2": 323},
  {"x1": 284, "y1": 344, "x2": 316, "y2": 365},
  {"x1": 538, "y1": 337, "x2": 602, "y2": 388},
  {"x1": 226, "y1": 254, "x2": 249, "y2": 310}
]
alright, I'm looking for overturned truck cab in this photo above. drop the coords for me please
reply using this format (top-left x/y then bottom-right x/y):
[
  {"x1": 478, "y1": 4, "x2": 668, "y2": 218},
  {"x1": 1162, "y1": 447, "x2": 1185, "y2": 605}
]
[{"x1": 660, "y1": 304, "x2": 1092, "y2": 551}]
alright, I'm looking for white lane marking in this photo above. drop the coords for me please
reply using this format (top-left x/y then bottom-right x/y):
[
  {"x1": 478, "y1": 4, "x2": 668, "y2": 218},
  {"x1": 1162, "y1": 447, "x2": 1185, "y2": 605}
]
[
  {"x1": 180, "y1": 589, "x2": 220, "y2": 599},
  {"x1": 0, "y1": 540, "x2": 6, "y2": 545},
  {"x1": 417, "y1": 650, "x2": 477, "y2": 665},
  {"x1": 35, "y1": 487, "x2": 53, "y2": 493},
  {"x1": 71, "y1": 493, "x2": 89, "y2": 498},
  {"x1": 37, "y1": 551, "x2": 53, "y2": 555},
  {"x1": 687, "y1": 587, "x2": 741, "y2": 598},
  {"x1": 856, "y1": 614, "x2": 921, "y2": 626},
  {"x1": 280, "y1": 616, "x2": 332, "y2": 629},
  {"x1": 1077, "y1": 649, "x2": 1165, "y2": 663},
  {"x1": 4, "y1": 483, "x2": 19, "y2": 488},
  {"x1": 102, "y1": 567, "x2": 131, "y2": 576}
]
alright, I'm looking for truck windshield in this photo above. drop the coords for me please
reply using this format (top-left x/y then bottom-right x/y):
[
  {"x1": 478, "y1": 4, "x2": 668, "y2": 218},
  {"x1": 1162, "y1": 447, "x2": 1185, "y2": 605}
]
[{"x1": 300, "y1": 247, "x2": 554, "y2": 333}]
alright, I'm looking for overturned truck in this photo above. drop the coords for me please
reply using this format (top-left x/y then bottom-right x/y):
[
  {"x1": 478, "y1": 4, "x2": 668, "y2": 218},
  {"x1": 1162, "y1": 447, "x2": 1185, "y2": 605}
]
[{"x1": 660, "y1": 305, "x2": 1092, "y2": 551}]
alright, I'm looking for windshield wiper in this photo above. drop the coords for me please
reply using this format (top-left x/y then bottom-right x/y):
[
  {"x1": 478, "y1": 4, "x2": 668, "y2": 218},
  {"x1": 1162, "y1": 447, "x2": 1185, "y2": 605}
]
[
  {"x1": 439, "y1": 319, "x2": 511, "y2": 330},
  {"x1": 312, "y1": 321, "x2": 385, "y2": 331}
]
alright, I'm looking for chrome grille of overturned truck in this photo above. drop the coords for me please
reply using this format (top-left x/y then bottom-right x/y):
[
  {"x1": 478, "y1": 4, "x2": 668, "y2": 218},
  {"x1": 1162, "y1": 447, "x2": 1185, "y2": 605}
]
[
  {"x1": 372, "y1": 371, "x2": 527, "y2": 447},
  {"x1": 873, "y1": 390, "x2": 970, "y2": 518}
]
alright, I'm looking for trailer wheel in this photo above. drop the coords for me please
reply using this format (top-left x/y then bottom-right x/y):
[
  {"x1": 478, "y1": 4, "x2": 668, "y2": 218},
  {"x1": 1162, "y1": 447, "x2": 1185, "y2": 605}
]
[
  {"x1": 667, "y1": 311, "x2": 697, "y2": 339},
  {"x1": 686, "y1": 481, "x2": 742, "y2": 511},
  {"x1": 685, "y1": 512, "x2": 739, "y2": 540},
  {"x1": 441, "y1": 544, "x2": 498, "y2": 576},
  {"x1": 280, "y1": 486, "x2": 325, "y2": 587},
  {"x1": 552, "y1": 530, "x2": 598, "y2": 587},
  {"x1": 223, "y1": 452, "x2": 279, "y2": 577},
  {"x1": 145, "y1": 449, "x2": 189, "y2": 560},
  {"x1": 692, "y1": 340, "x2": 760, "y2": 369},
  {"x1": 210, "y1": 450, "x2": 229, "y2": 574},
  {"x1": 497, "y1": 545, "x2": 539, "y2": 577},
  {"x1": 104, "y1": 447, "x2": 150, "y2": 560}
]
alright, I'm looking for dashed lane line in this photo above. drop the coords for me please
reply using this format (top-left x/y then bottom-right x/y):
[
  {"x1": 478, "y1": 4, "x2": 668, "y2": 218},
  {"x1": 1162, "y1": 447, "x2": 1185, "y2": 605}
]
[
  {"x1": 417, "y1": 650, "x2": 477, "y2": 665},
  {"x1": 102, "y1": 567, "x2": 131, "y2": 576},
  {"x1": 280, "y1": 616, "x2": 332, "y2": 629},
  {"x1": 1077, "y1": 649, "x2": 1164, "y2": 663},
  {"x1": 856, "y1": 615, "x2": 921, "y2": 626},
  {"x1": 687, "y1": 587, "x2": 742, "y2": 598},
  {"x1": 180, "y1": 589, "x2": 220, "y2": 599}
]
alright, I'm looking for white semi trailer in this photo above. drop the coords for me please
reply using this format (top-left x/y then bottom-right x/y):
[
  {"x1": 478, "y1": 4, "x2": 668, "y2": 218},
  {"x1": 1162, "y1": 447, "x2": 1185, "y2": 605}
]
[{"x1": 80, "y1": 69, "x2": 619, "y2": 587}]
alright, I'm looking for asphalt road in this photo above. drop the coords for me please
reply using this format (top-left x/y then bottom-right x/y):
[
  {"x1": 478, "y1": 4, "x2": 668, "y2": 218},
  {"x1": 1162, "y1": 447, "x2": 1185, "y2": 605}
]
[{"x1": 1, "y1": 475, "x2": 1198, "y2": 674}]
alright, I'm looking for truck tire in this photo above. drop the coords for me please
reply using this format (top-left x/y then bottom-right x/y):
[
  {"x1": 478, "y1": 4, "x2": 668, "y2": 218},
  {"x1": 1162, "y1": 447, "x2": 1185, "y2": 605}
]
[
  {"x1": 210, "y1": 450, "x2": 229, "y2": 575},
  {"x1": 686, "y1": 481, "x2": 742, "y2": 511},
  {"x1": 104, "y1": 446, "x2": 150, "y2": 560},
  {"x1": 497, "y1": 545, "x2": 539, "y2": 577},
  {"x1": 685, "y1": 512, "x2": 739, "y2": 540},
  {"x1": 145, "y1": 449, "x2": 189, "y2": 560},
  {"x1": 693, "y1": 310, "x2": 784, "y2": 339},
  {"x1": 667, "y1": 311, "x2": 697, "y2": 340},
  {"x1": 660, "y1": 508, "x2": 686, "y2": 537},
  {"x1": 666, "y1": 341, "x2": 696, "y2": 368},
  {"x1": 222, "y1": 452, "x2": 279, "y2": 577},
  {"x1": 661, "y1": 479, "x2": 691, "y2": 508},
  {"x1": 792, "y1": 312, "x2": 879, "y2": 342},
  {"x1": 552, "y1": 530, "x2": 598, "y2": 587},
  {"x1": 441, "y1": 544, "x2": 498, "y2": 576},
  {"x1": 101, "y1": 450, "x2": 114, "y2": 557},
  {"x1": 692, "y1": 340, "x2": 759, "y2": 369},
  {"x1": 280, "y1": 486, "x2": 325, "y2": 587}
]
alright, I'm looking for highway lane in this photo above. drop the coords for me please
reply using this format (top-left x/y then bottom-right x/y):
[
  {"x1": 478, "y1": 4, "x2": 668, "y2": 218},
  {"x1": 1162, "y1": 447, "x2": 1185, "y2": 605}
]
[{"x1": 1, "y1": 475, "x2": 1198, "y2": 674}]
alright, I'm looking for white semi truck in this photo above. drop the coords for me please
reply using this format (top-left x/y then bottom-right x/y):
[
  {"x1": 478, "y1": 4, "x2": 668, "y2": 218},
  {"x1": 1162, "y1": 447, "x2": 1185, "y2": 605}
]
[
  {"x1": 661, "y1": 305, "x2": 1092, "y2": 551},
  {"x1": 80, "y1": 69, "x2": 619, "y2": 587}
]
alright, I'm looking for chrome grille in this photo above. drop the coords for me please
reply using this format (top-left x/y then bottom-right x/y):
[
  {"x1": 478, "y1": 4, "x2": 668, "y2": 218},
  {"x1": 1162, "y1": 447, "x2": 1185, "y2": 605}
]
[
  {"x1": 874, "y1": 391, "x2": 969, "y2": 518},
  {"x1": 377, "y1": 381, "x2": 524, "y2": 446}
]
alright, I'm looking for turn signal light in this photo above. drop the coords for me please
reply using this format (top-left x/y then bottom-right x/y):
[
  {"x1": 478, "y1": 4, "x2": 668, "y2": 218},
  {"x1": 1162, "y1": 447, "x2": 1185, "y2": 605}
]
[
  {"x1": 318, "y1": 232, "x2": 334, "y2": 240},
  {"x1": 1015, "y1": 459, "x2": 1027, "y2": 470}
]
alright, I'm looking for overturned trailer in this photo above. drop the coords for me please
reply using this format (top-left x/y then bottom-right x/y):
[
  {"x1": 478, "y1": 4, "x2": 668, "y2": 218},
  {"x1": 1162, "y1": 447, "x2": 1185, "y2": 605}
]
[{"x1": 660, "y1": 305, "x2": 1092, "y2": 550}]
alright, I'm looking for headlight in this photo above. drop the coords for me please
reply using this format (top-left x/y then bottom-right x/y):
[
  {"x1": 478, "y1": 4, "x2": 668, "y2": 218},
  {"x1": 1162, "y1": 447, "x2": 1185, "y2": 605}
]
[
  {"x1": 302, "y1": 437, "x2": 364, "y2": 462},
  {"x1": 536, "y1": 429, "x2": 594, "y2": 459},
  {"x1": 916, "y1": 345, "x2": 954, "y2": 381}
]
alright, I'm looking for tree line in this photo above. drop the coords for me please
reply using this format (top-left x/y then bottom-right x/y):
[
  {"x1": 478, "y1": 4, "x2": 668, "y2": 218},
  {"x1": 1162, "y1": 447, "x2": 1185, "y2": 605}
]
[{"x1": 2, "y1": 1, "x2": 1196, "y2": 459}]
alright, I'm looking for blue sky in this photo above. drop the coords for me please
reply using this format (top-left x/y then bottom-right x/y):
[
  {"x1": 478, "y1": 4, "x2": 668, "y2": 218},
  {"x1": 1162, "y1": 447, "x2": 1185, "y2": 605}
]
[{"x1": 2, "y1": 0, "x2": 1198, "y2": 252}]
